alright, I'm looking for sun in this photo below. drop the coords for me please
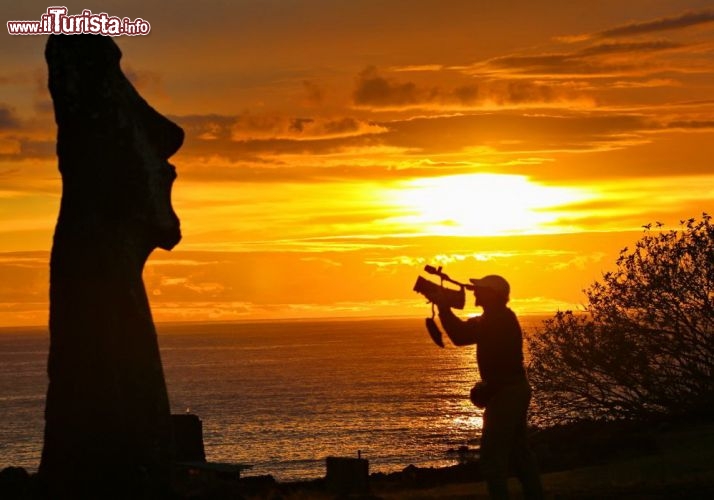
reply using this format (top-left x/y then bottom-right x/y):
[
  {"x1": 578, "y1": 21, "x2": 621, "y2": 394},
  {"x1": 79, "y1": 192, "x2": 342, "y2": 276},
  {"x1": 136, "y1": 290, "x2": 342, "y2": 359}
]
[{"x1": 382, "y1": 173, "x2": 593, "y2": 236}]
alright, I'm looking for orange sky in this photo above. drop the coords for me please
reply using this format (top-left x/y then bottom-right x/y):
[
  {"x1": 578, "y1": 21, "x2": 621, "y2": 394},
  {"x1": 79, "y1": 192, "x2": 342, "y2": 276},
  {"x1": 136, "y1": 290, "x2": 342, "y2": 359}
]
[{"x1": 1, "y1": 1, "x2": 713, "y2": 326}]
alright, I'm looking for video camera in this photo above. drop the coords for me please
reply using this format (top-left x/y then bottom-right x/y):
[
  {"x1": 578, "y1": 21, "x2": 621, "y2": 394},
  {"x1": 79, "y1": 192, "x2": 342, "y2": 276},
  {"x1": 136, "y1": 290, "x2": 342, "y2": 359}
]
[
  {"x1": 413, "y1": 265, "x2": 472, "y2": 348},
  {"x1": 413, "y1": 265, "x2": 471, "y2": 310}
]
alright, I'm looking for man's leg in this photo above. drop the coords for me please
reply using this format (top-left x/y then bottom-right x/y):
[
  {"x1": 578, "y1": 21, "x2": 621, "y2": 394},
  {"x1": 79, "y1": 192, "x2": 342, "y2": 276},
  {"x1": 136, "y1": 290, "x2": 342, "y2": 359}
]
[
  {"x1": 480, "y1": 387, "x2": 519, "y2": 500},
  {"x1": 511, "y1": 384, "x2": 544, "y2": 500}
]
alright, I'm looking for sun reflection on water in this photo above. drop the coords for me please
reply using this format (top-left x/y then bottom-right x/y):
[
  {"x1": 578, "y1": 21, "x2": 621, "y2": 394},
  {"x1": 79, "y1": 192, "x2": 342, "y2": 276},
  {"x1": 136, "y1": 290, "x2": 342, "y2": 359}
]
[{"x1": 451, "y1": 413, "x2": 484, "y2": 432}]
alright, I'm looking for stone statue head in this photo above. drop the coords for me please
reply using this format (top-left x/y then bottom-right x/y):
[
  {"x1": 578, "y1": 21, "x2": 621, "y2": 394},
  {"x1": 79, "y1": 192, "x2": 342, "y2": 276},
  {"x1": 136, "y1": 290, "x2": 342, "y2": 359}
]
[{"x1": 46, "y1": 34, "x2": 182, "y2": 252}]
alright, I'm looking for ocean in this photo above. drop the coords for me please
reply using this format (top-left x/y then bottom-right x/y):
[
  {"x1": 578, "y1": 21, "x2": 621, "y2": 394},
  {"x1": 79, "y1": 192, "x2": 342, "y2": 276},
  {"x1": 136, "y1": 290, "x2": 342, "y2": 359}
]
[{"x1": 0, "y1": 316, "x2": 546, "y2": 482}]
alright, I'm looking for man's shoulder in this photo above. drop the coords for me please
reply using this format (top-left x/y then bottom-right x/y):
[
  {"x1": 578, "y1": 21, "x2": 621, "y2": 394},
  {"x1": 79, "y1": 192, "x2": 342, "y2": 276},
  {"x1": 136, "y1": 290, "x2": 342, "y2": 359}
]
[
  {"x1": 487, "y1": 307, "x2": 521, "y2": 327},
  {"x1": 505, "y1": 307, "x2": 519, "y2": 320},
  {"x1": 483, "y1": 307, "x2": 517, "y2": 318}
]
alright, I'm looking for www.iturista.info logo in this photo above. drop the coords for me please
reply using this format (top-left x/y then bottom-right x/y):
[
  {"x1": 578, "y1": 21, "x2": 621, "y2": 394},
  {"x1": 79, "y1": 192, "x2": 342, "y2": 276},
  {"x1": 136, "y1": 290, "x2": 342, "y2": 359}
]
[{"x1": 8, "y1": 6, "x2": 151, "y2": 36}]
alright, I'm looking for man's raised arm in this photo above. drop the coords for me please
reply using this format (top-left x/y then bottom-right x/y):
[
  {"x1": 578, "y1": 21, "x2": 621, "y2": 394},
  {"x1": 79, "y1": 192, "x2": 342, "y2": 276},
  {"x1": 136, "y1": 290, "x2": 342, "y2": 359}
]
[{"x1": 437, "y1": 304, "x2": 478, "y2": 346}]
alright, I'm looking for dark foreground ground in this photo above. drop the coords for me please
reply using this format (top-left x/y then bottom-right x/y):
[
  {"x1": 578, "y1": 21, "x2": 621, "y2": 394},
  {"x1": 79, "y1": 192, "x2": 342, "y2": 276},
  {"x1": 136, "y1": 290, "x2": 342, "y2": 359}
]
[
  {"x1": 3, "y1": 419, "x2": 714, "y2": 499},
  {"x1": 372, "y1": 421, "x2": 714, "y2": 499}
]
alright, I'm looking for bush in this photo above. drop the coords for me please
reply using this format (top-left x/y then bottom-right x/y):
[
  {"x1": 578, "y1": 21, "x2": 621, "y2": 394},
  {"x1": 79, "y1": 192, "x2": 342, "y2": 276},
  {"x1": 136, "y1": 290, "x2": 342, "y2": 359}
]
[{"x1": 527, "y1": 214, "x2": 714, "y2": 426}]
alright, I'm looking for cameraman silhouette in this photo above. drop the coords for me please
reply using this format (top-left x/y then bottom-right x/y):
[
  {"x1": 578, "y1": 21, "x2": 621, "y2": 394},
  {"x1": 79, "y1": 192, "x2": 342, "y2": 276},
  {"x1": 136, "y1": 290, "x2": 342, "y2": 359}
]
[{"x1": 435, "y1": 275, "x2": 543, "y2": 500}]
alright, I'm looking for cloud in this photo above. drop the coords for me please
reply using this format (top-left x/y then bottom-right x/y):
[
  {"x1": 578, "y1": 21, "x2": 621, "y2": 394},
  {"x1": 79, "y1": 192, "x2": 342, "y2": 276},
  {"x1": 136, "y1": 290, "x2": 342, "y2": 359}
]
[
  {"x1": 577, "y1": 40, "x2": 683, "y2": 57},
  {"x1": 250, "y1": 115, "x2": 387, "y2": 141},
  {"x1": 510, "y1": 296, "x2": 583, "y2": 315},
  {"x1": 0, "y1": 105, "x2": 21, "y2": 130},
  {"x1": 475, "y1": 40, "x2": 690, "y2": 79},
  {"x1": 0, "y1": 138, "x2": 55, "y2": 161},
  {"x1": 352, "y1": 66, "x2": 590, "y2": 109},
  {"x1": 174, "y1": 112, "x2": 386, "y2": 143},
  {"x1": 172, "y1": 147, "x2": 536, "y2": 185},
  {"x1": 547, "y1": 252, "x2": 606, "y2": 271},
  {"x1": 664, "y1": 120, "x2": 714, "y2": 130},
  {"x1": 537, "y1": 174, "x2": 714, "y2": 232},
  {"x1": 0, "y1": 252, "x2": 48, "y2": 304},
  {"x1": 0, "y1": 138, "x2": 21, "y2": 155},
  {"x1": 353, "y1": 66, "x2": 421, "y2": 107},
  {"x1": 391, "y1": 64, "x2": 444, "y2": 73},
  {"x1": 123, "y1": 65, "x2": 166, "y2": 98},
  {"x1": 0, "y1": 253, "x2": 46, "y2": 266},
  {"x1": 146, "y1": 258, "x2": 221, "y2": 267},
  {"x1": 0, "y1": 228, "x2": 679, "y2": 325},
  {"x1": 448, "y1": 80, "x2": 578, "y2": 107},
  {"x1": 481, "y1": 80, "x2": 574, "y2": 105},
  {"x1": 0, "y1": 73, "x2": 33, "y2": 86},
  {"x1": 379, "y1": 112, "x2": 651, "y2": 155},
  {"x1": 165, "y1": 107, "x2": 714, "y2": 186},
  {"x1": 364, "y1": 250, "x2": 575, "y2": 271},
  {"x1": 594, "y1": 9, "x2": 714, "y2": 39},
  {"x1": 299, "y1": 256, "x2": 343, "y2": 268},
  {"x1": 601, "y1": 78, "x2": 679, "y2": 89},
  {"x1": 301, "y1": 80, "x2": 324, "y2": 106},
  {"x1": 155, "y1": 275, "x2": 225, "y2": 296}
]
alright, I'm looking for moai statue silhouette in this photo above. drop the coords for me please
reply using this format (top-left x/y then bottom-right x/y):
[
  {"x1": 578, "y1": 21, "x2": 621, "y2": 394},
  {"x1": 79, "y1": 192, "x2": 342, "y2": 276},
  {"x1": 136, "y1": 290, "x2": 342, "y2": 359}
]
[{"x1": 40, "y1": 34, "x2": 182, "y2": 497}]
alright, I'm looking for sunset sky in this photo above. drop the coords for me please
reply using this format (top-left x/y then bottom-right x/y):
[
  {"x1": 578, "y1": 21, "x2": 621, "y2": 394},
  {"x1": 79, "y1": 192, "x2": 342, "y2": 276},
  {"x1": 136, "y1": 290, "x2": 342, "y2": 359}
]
[{"x1": 1, "y1": 1, "x2": 713, "y2": 326}]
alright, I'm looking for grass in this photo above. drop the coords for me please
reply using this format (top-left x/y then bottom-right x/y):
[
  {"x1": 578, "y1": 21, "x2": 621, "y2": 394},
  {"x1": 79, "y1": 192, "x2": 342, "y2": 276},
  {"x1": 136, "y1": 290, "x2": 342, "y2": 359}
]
[{"x1": 370, "y1": 423, "x2": 714, "y2": 499}]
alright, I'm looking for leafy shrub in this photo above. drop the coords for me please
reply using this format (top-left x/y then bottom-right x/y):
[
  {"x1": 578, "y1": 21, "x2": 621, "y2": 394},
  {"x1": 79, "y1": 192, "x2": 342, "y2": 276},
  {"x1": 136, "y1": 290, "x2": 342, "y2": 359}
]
[{"x1": 527, "y1": 214, "x2": 714, "y2": 426}]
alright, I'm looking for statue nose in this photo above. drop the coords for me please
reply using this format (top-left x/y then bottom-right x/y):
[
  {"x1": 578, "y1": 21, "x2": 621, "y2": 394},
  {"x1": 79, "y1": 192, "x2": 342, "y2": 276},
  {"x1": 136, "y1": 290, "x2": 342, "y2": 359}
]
[{"x1": 143, "y1": 108, "x2": 184, "y2": 160}]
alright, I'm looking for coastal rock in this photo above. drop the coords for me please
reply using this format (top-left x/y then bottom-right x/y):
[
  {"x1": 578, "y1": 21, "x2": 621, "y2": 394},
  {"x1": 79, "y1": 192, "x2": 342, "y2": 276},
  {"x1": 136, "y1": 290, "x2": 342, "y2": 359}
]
[
  {"x1": 0, "y1": 467, "x2": 32, "y2": 499},
  {"x1": 39, "y1": 34, "x2": 183, "y2": 497}
]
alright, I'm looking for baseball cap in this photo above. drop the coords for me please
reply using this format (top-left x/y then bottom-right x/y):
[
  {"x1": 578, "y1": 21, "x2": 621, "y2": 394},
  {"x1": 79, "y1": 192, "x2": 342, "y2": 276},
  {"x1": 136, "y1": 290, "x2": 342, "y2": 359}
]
[{"x1": 469, "y1": 275, "x2": 510, "y2": 296}]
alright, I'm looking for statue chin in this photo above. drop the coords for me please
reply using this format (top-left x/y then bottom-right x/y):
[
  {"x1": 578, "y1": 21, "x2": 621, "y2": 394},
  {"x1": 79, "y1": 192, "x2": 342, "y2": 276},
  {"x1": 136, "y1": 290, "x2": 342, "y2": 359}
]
[{"x1": 157, "y1": 223, "x2": 182, "y2": 251}]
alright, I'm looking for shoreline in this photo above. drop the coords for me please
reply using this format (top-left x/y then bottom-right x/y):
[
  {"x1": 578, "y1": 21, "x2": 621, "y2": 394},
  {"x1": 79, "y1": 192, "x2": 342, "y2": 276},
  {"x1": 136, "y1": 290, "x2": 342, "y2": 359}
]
[
  {"x1": 248, "y1": 417, "x2": 714, "y2": 499},
  {"x1": 5, "y1": 417, "x2": 714, "y2": 499}
]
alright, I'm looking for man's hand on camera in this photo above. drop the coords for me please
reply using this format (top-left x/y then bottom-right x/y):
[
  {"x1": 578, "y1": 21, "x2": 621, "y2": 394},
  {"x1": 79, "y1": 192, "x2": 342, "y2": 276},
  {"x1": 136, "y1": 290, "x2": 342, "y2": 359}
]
[
  {"x1": 437, "y1": 302, "x2": 453, "y2": 314},
  {"x1": 425, "y1": 287, "x2": 448, "y2": 306},
  {"x1": 437, "y1": 303, "x2": 460, "y2": 329}
]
